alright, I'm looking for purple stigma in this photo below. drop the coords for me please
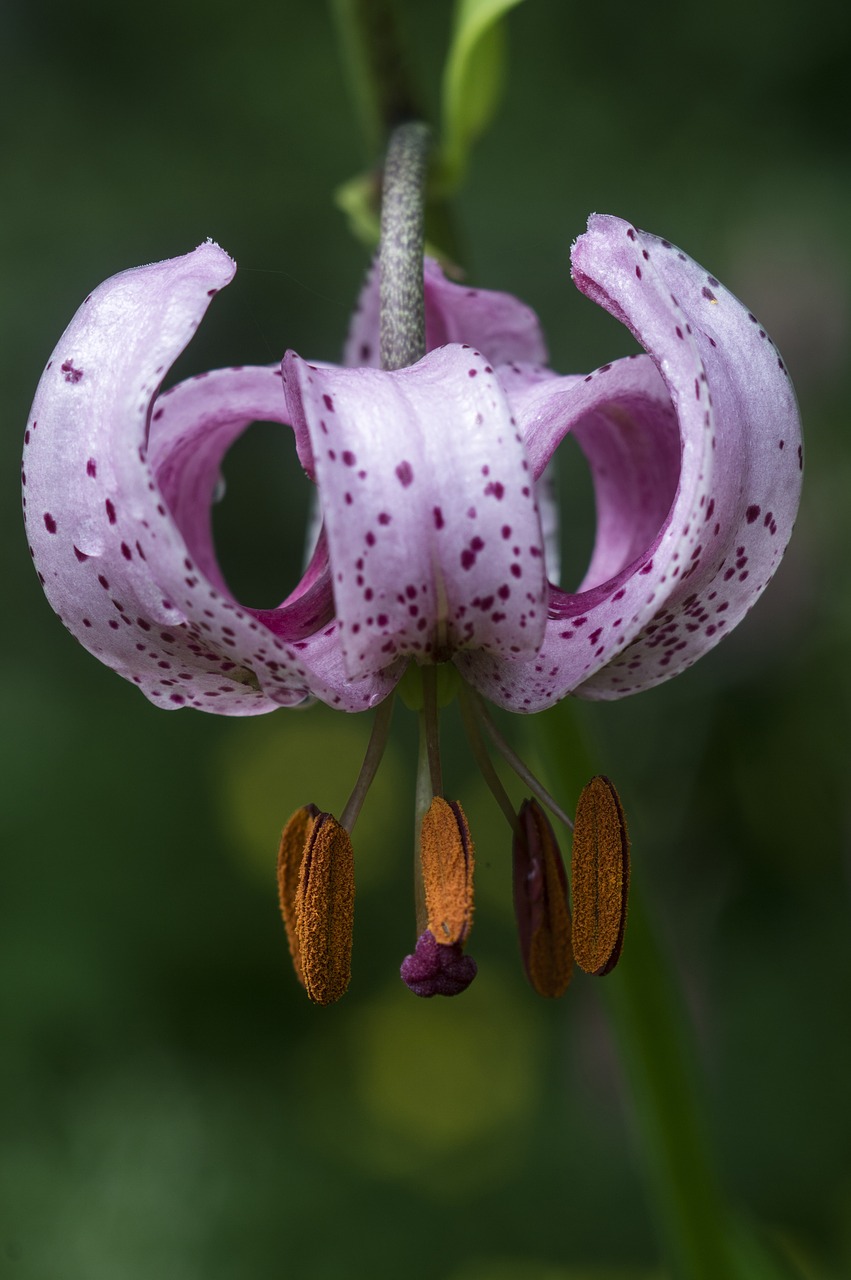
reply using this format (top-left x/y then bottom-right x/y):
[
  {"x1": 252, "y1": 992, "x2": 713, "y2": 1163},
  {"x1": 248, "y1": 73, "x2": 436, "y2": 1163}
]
[{"x1": 400, "y1": 929, "x2": 478, "y2": 998}]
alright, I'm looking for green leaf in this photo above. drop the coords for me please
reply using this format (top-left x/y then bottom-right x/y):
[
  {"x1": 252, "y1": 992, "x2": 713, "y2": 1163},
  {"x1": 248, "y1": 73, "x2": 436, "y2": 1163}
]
[
  {"x1": 335, "y1": 171, "x2": 382, "y2": 249},
  {"x1": 439, "y1": 0, "x2": 526, "y2": 192}
]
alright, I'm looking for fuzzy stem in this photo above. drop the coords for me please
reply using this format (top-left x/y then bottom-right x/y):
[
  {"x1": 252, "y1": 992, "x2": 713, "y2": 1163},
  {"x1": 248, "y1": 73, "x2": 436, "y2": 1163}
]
[{"x1": 379, "y1": 121, "x2": 429, "y2": 371}]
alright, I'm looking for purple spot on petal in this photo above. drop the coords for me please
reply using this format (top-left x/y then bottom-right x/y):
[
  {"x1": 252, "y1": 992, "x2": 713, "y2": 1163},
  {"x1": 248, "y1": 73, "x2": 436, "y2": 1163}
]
[{"x1": 395, "y1": 461, "x2": 414, "y2": 487}]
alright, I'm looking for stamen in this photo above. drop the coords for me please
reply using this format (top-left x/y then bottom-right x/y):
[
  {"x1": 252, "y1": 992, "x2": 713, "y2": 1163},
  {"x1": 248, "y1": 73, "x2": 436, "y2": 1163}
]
[
  {"x1": 467, "y1": 690, "x2": 574, "y2": 831},
  {"x1": 513, "y1": 799, "x2": 573, "y2": 998},
  {"x1": 276, "y1": 803, "x2": 318, "y2": 989},
  {"x1": 339, "y1": 694, "x2": 395, "y2": 833},
  {"x1": 570, "y1": 776, "x2": 630, "y2": 976},
  {"x1": 458, "y1": 687, "x2": 520, "y2": 836},
  {"x1": 296, "y1": 811, "x2": 356, "y2": 1005},
  {"x1": 419, "y1": 796, "x2": 475, "y2": 944}
]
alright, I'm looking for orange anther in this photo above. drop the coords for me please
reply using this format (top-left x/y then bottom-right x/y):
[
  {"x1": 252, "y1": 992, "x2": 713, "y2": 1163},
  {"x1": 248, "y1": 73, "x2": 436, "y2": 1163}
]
[
  {"x1": 419, "y1": 797, "x2": 475, "y2": 945},
  {"x1": 296, "y1": 812, "x2": 355, "y2": 1005},
  {"x1": 570, "y1": 776, "x2": 630, "y2": 976},
  {"x1": 513, "y1": 799, "x2": 573, "y2": 998},
  {"x1": 276, "y1": 804, "x2": 318, "y2": 989},
  {"x1": 277, "y1": 806, "x2": 355, "y2": 1005}
]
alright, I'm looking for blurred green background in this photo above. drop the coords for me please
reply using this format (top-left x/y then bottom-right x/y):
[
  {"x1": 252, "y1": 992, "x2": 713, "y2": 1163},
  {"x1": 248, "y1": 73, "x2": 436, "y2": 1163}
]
[{"x1": 2, "y1": 1, "x2": 850, "y2": 1277}]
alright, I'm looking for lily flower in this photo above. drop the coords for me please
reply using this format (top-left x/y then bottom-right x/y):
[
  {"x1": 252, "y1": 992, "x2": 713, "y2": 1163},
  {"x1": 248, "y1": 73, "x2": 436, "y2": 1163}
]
[{"x1": 23, "y1": 214, "x2": 802, "y2": 1001}]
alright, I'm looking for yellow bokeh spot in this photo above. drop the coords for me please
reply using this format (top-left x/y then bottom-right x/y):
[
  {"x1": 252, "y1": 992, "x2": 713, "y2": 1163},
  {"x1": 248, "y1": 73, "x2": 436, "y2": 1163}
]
[{"x1": 297, "y1": 975, "x2": 543, "y2": 1194}]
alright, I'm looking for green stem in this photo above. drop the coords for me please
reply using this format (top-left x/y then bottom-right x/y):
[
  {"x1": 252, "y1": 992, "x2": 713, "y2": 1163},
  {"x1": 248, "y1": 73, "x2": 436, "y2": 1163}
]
[
  {"x1": 538, "y1": 701, "x2": 737, "y2": 1280},
  {"x1": 328, "y1": 0, "x2": 421, "y2": 159},
  {"x1": 603, "y1": 886, "x2": 737, "y2": 1280}
]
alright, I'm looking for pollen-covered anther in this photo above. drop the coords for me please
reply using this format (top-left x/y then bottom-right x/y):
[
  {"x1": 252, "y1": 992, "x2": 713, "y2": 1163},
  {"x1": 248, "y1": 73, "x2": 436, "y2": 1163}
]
[
  {"x1": 512, "y1": 798, "x2": 573, "y2": 998},
  {"x1": 570, "y1": 776, "x2": 630, "y2": 976},
  {"x1": 276, "y1": 804, "x2": 318, "y2": 989},
  {"x1": 278, "y1": 806, "x2": 355, "y2": 1005},
  {"x1": 420, "y1": 796, "x2": 475, "y2": 945}
]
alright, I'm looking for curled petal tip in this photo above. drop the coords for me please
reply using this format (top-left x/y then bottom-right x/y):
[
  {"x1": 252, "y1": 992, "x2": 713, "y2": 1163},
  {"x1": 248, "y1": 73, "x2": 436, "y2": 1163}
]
[{"x1": 462, "y1": 213, "x2": 802, "y2": 711}]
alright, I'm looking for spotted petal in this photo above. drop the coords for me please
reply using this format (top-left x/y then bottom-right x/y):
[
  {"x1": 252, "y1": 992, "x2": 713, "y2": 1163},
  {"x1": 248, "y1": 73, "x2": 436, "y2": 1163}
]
[
  {"x1": 458, "y1": 214, "x2": 803, "y2": 710},
  {"x1": 282, "y1": 343, "x2": 548, "y2": 681},
  {"x1": 23, "y1": 244, "x2": 397, "y2": 713}
]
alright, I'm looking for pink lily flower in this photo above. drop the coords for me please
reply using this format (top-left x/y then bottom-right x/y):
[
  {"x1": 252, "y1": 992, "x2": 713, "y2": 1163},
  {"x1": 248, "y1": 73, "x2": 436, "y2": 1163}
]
[
  {"x1": 22, "y1": 214, "x2": 802, "y2": 1001},
  {"x1": 23, "y1": 214, "x2": 802, "y2": 715}
]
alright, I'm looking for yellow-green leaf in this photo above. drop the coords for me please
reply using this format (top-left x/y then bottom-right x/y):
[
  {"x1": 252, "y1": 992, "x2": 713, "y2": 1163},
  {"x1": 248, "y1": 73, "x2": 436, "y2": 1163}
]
[{"x1": 439, "y1": 0, "x2": 526, "y2": 192}]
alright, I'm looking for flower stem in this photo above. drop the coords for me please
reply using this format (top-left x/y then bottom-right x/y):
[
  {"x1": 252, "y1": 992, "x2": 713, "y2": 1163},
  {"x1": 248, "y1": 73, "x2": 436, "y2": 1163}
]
[
  {"x1": 379, "y1": 121, "x2": 430, "y2": 371},
  {"x1": 536, "y1": 700, "x2": 793, "y2": 1280},
  {"x1": 603, "y1": 886, "x2": 739, "y2": 1280},
  {"x1": 329, "y1": 0, "x2": 421, "y2": 160}
]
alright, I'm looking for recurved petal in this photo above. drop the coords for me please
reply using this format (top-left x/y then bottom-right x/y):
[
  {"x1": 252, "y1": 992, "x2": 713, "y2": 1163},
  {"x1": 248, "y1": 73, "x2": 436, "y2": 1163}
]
[
  {"x1": 456, "y1": 354, "x2": 682, "y2": 706},
  {"x1": 283, "y1": 344, "x2": 547, "y2": 681},
  {"x1": 572, "y1": 215, "x2": 802, "y2": 697},
  {"x1": 459, "y1": 215, "x2": 802, "y2": 710},
  {"x1": 22, "y1": 245, "x2": 388, "y2": 713},
  {"x1": 344, "y1": 257, "x2": 548, "y2": 367}
]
